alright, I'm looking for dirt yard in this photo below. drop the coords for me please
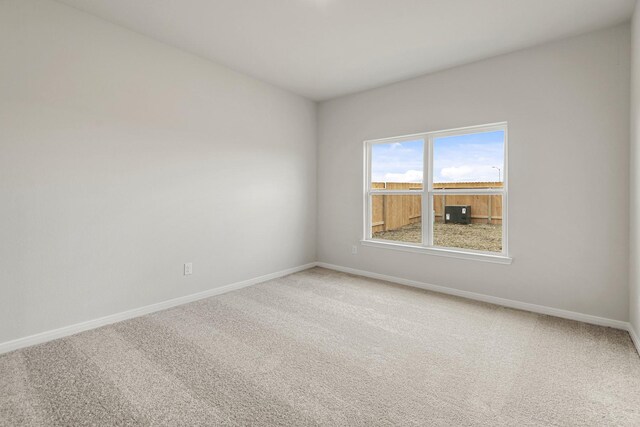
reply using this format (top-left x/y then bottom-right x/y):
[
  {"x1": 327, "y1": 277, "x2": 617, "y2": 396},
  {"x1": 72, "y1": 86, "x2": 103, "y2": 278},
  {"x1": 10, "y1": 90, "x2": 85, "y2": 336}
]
[{"x1": 373, "y1": 222, "x2": 502, "y2": 252}]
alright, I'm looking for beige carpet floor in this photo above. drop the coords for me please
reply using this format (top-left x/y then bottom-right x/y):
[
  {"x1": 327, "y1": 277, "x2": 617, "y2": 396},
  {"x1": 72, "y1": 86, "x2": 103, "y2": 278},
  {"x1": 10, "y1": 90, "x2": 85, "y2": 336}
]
[{"x1": 1, "y1": 267, "x2": 639, "y2": 426}]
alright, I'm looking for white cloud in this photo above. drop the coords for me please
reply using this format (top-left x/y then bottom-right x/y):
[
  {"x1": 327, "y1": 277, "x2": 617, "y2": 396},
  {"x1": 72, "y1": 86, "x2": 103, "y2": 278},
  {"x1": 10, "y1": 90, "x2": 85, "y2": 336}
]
[
  {"x1": 440, "y1": 166, "x2": 474, "y2": 181},
  {"x1": 439, "y1": 165, "x2": 500, "y2": 182},
  {"x1": 380, "y1": 170, "x2": 423, "y2": 182}
]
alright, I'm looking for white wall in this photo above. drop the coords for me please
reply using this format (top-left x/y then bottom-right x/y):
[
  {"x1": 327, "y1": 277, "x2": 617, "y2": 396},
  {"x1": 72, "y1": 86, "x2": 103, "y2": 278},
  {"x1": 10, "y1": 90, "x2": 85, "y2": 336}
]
[
  {"x1": 0, "y1": 0, "x2": 316, "y2": 344},
  {"x1": 318, "y1": 25, "x2": 631, "y2": 322},
  {"x1": 631, "y1": 4, "x2": 640, "y2": 337}
]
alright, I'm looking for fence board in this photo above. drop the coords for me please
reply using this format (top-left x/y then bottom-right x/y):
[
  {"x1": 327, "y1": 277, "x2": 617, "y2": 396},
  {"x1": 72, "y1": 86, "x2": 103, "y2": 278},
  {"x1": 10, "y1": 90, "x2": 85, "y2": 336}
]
[{"x1": 372, "y1": 182, "x2": 503, "y2": 232}]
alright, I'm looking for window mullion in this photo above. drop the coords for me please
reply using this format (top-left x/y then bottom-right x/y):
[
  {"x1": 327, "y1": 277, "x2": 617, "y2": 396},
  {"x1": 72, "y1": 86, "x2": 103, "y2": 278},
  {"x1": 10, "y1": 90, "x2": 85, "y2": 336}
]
[
  {"x1": 422, "y1": 134, "x2": 432, "y2": 247},
  {"x1": 369, "y1": 191, "x2": 423, "y2": 196}
]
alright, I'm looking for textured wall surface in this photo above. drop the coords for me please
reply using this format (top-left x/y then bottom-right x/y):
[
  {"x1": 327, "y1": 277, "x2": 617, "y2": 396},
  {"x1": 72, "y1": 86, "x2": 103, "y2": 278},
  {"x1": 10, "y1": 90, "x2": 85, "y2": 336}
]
[
  {"x1": 630, "y1": 4, "x2": 640, "y2": 338},
  {"x1": 0, "y1": 0, "x2": 317, "y2": 343},
  {"x1": 318, "y1": 25, "x2": 631, "y2": 322}
]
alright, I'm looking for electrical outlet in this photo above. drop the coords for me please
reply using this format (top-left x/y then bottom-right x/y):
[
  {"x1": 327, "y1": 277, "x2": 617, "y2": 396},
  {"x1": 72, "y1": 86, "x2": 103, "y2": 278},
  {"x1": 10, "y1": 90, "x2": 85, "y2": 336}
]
[
  {"x1": 184, "y1": 262, "x2": 193, "y2": 276},
  {"x1": 351, "y1": 245, "x2": 358, "y2": 254}
]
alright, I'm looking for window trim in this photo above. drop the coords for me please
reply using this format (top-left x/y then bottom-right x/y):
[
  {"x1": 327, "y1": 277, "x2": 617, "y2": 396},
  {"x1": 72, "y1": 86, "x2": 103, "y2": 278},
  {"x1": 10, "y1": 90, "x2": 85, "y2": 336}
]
[{"x1": 363, "y1": 122, "x2": 512, "y2": 264}]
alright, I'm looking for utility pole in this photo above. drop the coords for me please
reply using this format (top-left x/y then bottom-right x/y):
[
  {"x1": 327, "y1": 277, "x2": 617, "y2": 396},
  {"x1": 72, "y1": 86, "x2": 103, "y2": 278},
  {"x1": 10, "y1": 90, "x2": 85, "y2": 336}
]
[{"x1": 492, "y1": 166, "x2": 502, "y2": 182}]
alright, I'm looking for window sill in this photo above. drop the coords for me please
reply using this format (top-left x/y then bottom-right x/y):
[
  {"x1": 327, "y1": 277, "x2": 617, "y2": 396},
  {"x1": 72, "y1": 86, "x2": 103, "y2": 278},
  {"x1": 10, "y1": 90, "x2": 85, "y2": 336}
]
[{"x1": 360, "y1": 240, "x2": 513, "y2": 264}]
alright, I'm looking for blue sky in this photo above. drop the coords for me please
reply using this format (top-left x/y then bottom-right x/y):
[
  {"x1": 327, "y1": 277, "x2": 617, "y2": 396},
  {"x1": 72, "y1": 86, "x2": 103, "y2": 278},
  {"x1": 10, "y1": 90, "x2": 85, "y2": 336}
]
[
  {"x1": 371, "y1": 139, "x2": 424, "y2": 182},
  {"x1": 371, "y1": 130, "x2": 504, "y2": 183}
]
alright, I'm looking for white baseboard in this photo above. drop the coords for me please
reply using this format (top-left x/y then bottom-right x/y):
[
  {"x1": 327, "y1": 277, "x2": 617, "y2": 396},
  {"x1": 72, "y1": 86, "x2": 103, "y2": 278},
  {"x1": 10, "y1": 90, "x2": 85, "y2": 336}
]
[
  {"x1": 4, "y1": 261, "x2": 638, "y2": 357},
  {"x1": 629, "y1": 324, "x2": 640, "y2": 356},
  {"x1": 0, "y1": 262, "x2": 316, "y2": 355},
  {"x1": 316, "y1": 262, "x2": 629, "y2": 331}
]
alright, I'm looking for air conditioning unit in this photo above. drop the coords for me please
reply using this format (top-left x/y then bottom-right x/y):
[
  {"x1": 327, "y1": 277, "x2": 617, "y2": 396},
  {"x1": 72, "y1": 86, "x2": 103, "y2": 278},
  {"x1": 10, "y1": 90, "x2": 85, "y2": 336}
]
[{"x1": 445, "y1": 205, "x2": 471, "y2": 224}]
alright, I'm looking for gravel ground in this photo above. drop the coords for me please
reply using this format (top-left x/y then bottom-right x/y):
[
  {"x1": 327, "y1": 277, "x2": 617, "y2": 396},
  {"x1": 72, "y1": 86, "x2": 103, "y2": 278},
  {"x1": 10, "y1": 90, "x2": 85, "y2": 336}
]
[{"x1": 373, "y1": 222, "x2": 502, "y2": 252}]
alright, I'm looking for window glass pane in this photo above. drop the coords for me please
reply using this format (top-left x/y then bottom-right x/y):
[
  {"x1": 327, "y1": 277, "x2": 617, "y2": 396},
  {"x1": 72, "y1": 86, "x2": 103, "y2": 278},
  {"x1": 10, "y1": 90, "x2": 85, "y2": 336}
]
[
  {"x1": 433, "y1": 130, "x2": 504, "y2": 190},
  {"x1": 372, "y1": 194, "x2": 422, "y2": 244},
  {"x1": 371, "y1": 139, "x2": 424, "y2": 189},
  {"x1": 432, "y1": 194, "x2": 502, "y2": 252}
]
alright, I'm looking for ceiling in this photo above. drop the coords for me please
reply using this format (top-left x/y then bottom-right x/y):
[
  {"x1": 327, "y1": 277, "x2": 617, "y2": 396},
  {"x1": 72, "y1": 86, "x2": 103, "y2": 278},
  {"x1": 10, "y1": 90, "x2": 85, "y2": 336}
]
[{"x1": 57, "y1": 0, "x2": 636, "y2": 101}]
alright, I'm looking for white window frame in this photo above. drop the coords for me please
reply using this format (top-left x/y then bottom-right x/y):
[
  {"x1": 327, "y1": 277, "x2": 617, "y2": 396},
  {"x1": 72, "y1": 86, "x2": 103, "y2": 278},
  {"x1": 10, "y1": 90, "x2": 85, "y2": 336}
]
[{"x1": 362, "y1": 122, "x2": 512, "y2": 264}]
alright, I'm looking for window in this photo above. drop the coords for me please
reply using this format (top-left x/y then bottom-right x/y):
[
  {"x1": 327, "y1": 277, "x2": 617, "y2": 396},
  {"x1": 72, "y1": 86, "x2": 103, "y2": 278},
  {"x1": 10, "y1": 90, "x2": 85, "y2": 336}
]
[{"x1": 363, "y1": 123, "x2": 510, "y2": 263}]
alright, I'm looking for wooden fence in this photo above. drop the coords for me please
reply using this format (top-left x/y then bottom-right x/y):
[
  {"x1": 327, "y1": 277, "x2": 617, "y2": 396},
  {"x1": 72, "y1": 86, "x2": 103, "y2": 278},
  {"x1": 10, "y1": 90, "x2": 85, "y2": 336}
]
[{"x1": 372, "y1": 182, "x2": 503, "y2": 233}]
